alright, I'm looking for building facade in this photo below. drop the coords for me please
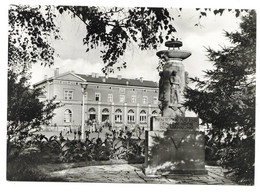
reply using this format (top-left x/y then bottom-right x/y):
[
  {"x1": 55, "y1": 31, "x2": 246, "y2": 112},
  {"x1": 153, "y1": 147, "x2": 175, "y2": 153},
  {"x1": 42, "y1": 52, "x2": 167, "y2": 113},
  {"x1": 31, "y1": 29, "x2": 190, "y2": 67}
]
[{"x1": 35, "y1": 69, "x2": 160, "y2": 130}]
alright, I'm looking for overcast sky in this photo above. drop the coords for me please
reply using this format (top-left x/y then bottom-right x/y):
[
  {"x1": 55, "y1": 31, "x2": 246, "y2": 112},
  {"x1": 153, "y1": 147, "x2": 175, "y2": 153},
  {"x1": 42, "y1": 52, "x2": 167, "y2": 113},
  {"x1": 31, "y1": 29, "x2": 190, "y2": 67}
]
[{"x1": 30, "y1": 7, "x2": 243, "y2": 85}]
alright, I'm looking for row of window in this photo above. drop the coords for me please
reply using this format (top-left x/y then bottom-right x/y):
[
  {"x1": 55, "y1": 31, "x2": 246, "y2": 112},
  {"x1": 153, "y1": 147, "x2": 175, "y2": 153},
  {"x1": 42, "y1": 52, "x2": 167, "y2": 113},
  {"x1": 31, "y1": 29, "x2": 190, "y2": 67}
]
[
  {"x1": 99, "y1": 87, "x2": 157, "y2": 93},
  {"x1": 95, "y1": 93, "x2": 158, "y2": 104},
  {"x1": 61, "y1": 81, "x2": 158, "y2": 93},
  {"x1": 64, "y1": 108, "x2": 159, "y2": 124},
  {"x1": 64, "y1": 90, "x2": 158, "y2": 104}
]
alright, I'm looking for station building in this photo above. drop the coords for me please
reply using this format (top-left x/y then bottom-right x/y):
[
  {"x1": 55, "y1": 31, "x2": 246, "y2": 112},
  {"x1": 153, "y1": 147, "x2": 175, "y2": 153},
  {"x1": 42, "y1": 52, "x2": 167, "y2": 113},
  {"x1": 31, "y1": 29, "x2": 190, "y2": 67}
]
[{"x1": 34, "y1": 68, "x2": 160, "y2": 130}]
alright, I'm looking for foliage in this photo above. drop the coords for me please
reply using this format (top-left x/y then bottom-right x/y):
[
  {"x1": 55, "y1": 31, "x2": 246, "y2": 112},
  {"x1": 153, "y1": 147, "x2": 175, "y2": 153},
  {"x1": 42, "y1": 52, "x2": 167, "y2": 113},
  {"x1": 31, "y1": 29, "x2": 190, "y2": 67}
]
[
  {"x1": 7, "y1": 134, "x2": 61, "y2": 181},
  {"x1": 7, "y1": 71, "x2": 60, "y2": 140},
  {"x1": 57, "y1": 6, "x2": 176, "y2": 73},
  {"x1": 9, "y1": 5, "x2": 249, "y2": 75},
  {"x1": 8, "y1": 5, "x2": 61, "y2": 142},
  {"x1": 184, "y1": 10, "x2": 256, "y2": 185},
  {"x1": 7, "y1": 5, "x2": 61, "y2": 180},
  {"x1": 59, "y1": 126, "x2": 145, "y2": 163},
  {"x1": 57, "y1": 6, "x2": 248, "y2": 74},
  {"x1": 7, "y1": 146, "x2": 43, "y2": 181},
  {"x1": 8, "y1": 5, "x2": 59, "y2": 74},
  {"x1": 7, "y1": 68, "x2": 60, "y2": 167},
  {"x1": 7, "y1": 126, "x2": 145, "y2": 180}
]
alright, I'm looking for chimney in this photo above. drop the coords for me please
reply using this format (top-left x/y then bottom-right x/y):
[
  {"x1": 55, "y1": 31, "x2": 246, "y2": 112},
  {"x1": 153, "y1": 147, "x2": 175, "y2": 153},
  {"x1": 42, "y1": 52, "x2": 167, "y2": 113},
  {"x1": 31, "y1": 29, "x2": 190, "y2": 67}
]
[
  {"x1": 95, "y1": 73, "x2": 99, "y2": 78},
  {"x1": 140, "y1": 77, "x2": 143, "y2": 82},
  {"x1": 126, "y1": 81, "x2": 129, "y2": 85},
  {"x1": 92, "y1": 73, "x2": 95, "y2": 78},
  {"x1": 102, "y1": 78, "x2": 106, "y2": 82},
  {"x1": 54, "y1": 68, "x2": 59, "y2": 77},
  {"x1": 44, "y1": 75, "x2": 48, "y2": 80},
  {"x1": 117, "y1": 75, "x2": 122, "y2": 80}
]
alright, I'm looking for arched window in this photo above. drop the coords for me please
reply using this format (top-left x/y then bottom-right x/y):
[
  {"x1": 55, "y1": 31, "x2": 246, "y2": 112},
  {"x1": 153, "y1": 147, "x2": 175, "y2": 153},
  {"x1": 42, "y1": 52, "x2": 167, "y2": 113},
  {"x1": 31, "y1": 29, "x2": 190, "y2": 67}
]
[
  {"x1": 128, "y1": 109, "x2": 135, "y2": 123},
  {"x1": 115, "y1": 109, "x2": 123, "y2": 123},
  {"x1": 140, "y1": 110, "x2": 147, "y2": 123},
  {"x1": 102, "y1": 108, "x2": 110, "y2": 122},
  {"x1": 64, "y1": 109, "x2": 72, "y2": 123},
  {"x1": 152, "y1": 110, "x2": 159, "y2": 116},
  {"x1": 88, "y1": 107, "x2": 96, "y2": 121},
  {"x1": 102, "y1": 108, "x2": 109, "y2": 113}
]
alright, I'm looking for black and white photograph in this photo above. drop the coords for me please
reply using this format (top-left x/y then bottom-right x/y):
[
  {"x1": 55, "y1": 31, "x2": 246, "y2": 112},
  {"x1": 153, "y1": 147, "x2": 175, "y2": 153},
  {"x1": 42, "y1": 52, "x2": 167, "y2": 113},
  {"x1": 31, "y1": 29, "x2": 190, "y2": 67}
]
[{"x1": 2, "y1": 0, "x2": 258, "y2": 192}]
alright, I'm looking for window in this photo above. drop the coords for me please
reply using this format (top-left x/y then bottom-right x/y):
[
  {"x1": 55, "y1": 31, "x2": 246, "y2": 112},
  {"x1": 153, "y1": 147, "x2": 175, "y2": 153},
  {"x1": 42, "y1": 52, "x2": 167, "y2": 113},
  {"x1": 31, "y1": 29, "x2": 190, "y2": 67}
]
[
  {"x1": 89, "y1": 108, "x2": 96, "y2": 120},
  {"x1": 131, "y1": 95, "x2": 136, "y2": 103},
  {"x1": 153, "y1": 97, "x2": 158, "y2": 104},
  {"x1": 143, "y1": 96, "x2": 148, "y2": 104},
  {"x1": 64, "y1": 90, "x2": 73, "y2": 100},
  {"x1": 96, "y1": 86, "x2": 99, "y2": 89},
  {"x1": 64, "y1": 109, "x2": 72, "y2": 123},
  {"x1": 120, "y1": 95, "x2": 125, "y2": 103},
  {"x1": 152, "y1": 110, "x2": 159, "y2": 116},
  {"x1": 143, "y1": 89, "x2": 147, "y2": 92},
  {"x1": 95, "y1": 93, "x2": 101, "y2": 101},
  {"x1": 128, "y1": 109, "x2": 135, "y2": 123},
  {"x1": 115, "y1": 109, "x2": 123, "y2": 123},
  {"x1": 102, "y1": 108, "x2": 109, "y2": 122},
  {"x1": 108, "y1": 94, "x2": 113, "y2": 102},
  {"x1": 119, "y1": 88, "x2": 125, "y2": 94},
  {"x1": 132, "y1": 89, "x2": 135, "y2": 92},
  {"x1": 140, "y1": 110, "x2": 147, "y2": 123}
]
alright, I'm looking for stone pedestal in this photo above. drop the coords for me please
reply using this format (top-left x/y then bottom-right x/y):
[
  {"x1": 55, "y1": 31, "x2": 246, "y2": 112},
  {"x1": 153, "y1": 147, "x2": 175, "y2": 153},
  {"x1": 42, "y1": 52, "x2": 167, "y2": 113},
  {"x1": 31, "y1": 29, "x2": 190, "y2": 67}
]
[{"x1": 144, "y1": 117, "x2": 207, "y2": 175}]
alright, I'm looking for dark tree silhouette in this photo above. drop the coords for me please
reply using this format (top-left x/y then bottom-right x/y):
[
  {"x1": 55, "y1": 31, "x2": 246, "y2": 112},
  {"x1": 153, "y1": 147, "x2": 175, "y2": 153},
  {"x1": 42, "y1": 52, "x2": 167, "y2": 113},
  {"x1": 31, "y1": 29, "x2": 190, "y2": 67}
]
[{"x1": 184, "y1": 10, "x2": 256, "y2": 185}]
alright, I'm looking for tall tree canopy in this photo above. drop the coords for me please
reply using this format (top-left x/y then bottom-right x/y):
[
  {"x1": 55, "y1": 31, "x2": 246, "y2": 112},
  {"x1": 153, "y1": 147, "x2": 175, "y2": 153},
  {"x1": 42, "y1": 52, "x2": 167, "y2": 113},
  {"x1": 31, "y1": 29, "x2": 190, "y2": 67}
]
[
  {"x1": 8, "y1": 5, "x2": 247, "y2": 74},
  {"x1": 184, "y1": 10, "x2": 256, "y2": 185},
  {"x1": 57, "y1": 6, "x2": 247, "y2": 73},
  {"x1": 8, "y1": 5, "x2": 60, "y2": 75},
  {"x1": 8, "y1": 5, "x2": 60, "y2": 143},
  {"x1": 57, "y1": 6, "x2": 177, "y2": 73}
]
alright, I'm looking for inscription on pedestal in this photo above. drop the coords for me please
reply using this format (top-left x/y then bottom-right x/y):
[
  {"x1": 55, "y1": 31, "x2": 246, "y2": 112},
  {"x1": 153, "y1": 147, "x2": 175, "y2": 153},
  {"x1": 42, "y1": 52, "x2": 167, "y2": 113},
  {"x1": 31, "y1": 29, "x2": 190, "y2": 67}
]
[{"x1": 151, "y1": 116, "x2": 199, "y2": 131}]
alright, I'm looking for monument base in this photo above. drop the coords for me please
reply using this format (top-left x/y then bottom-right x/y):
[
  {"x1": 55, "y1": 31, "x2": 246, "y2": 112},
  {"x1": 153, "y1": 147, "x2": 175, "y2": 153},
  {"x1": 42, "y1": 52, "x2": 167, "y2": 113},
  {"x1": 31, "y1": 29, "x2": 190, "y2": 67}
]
[
  {"x1": 145, "y1": 164, "x2": 208, "y2": 176},
  {"x1": 144, "y1": 116, "x2": 208, "y2": 176}
]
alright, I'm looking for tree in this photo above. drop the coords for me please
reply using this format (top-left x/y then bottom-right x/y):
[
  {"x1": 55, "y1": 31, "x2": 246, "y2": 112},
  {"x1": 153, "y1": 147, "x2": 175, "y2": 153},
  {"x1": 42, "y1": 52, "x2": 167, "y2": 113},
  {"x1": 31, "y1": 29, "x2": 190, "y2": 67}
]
[
  {"x1": 8, "y1": 5, "x2": 60, "y2": 145},
  {"x1": 58, "y1": 6, "x2": 247, "y2": 74},
  {"x1": 184, "y1": 10, "x2": 256, "y2": 185},
  {"x1": 8, "y1": 5, "x2": 60, "y2": 74},
  {"x1": 7, "y1": 70, "x2": 59, "y2": 143},
  {"x1": 56, "y1": 6, "x2": 177, "y2": 73},
  {"x1": 8, "y1": 5, "x2": 248, "y2": 75},
  {"x1": 7, "y1": 5, "x2": 62, "y2": 180}
]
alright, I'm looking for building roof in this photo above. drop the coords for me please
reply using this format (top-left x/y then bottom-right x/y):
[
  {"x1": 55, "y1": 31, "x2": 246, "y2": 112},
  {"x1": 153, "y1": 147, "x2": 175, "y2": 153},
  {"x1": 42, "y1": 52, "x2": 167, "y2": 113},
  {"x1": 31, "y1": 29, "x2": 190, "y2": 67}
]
[
  {"x1": 76, "y1": 74, "x2": 159, "y2": 88},
  {"x1": 34, "y1": 71, "x2": 158, "y2": 88}
]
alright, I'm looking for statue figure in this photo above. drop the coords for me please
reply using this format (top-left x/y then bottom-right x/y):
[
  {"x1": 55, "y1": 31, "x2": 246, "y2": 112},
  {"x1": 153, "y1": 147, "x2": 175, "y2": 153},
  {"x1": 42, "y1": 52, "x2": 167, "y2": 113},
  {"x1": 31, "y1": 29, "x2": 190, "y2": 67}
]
[
  {"x1": 158, "y1": 71, "x2": 164, "y2": 101},
  {"x1": 169, "y1": 70, "x2": 181, "y2": 110},
  {"x1": 158, "y1": 71, "x2": 165, "y2": 112}
]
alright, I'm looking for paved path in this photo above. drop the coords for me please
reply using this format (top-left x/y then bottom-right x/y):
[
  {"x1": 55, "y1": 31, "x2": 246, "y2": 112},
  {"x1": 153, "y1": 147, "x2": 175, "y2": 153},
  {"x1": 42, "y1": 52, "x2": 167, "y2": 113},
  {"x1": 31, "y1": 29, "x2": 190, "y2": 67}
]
[{"x1": 41, "y1": 163, "x2": 235, "y2": 185}]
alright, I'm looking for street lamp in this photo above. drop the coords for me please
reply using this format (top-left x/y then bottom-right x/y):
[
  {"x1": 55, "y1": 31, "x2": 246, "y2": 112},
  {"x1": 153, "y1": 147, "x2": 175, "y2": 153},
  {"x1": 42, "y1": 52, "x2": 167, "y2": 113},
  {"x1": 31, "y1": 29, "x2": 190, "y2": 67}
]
[{"x1": 80, "y1": 82, "x2": 88, "y2": 141}]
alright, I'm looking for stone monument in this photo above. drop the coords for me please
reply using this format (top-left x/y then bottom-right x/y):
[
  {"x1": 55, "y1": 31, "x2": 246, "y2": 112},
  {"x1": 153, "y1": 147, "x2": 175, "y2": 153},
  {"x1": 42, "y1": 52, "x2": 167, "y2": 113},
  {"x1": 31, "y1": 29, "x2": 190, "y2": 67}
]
[{"x1": 144, "y1": 38, "x2": 207, "y2": 175}]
